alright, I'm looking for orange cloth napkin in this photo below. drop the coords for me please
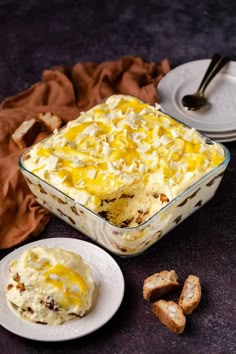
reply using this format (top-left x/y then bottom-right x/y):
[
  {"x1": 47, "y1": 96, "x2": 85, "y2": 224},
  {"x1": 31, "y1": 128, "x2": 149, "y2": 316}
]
[{"x1": 0, "y1": 55, "x2": 170, "y2": 249}]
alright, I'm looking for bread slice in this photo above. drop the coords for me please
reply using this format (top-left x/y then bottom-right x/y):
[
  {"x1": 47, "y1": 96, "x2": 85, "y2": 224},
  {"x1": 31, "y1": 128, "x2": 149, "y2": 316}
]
[
  {"x1": 143, "y1": 270, "x2": 179, "y2": 301},
  {"x1": 179, "y1": 275, "x2": 201, "y2": 315},
  {"x1": 37, "y1": 112, "x2": 63, "y2": 132},
  {"x1": 12, "y1": 119, "x2": 41, "y2": 149},
  {"x1": 153, "y1": 300, "x2": 186, "y2": 334}
]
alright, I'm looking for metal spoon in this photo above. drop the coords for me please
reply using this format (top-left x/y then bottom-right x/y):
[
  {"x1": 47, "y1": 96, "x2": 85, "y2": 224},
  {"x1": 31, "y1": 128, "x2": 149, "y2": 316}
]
[{"x1": 182, "y1": 54, "x2": 230, "y2": 110}]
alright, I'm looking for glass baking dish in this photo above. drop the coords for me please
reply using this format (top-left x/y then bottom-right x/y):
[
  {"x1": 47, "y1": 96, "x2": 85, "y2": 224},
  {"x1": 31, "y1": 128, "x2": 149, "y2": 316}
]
[{"x1": 18, "y1": 98, "x2": 230, "y2": 256}]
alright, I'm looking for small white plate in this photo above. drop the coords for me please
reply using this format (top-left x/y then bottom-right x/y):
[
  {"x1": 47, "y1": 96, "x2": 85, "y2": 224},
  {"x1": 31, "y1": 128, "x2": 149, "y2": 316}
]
[
  {"x1": 0, "y1": 238, "x2": 125, "y2": 342},
  {"x1": 199, "y1": 128, "x2": 236, "y2": 143},
  {"x1": 213, "y1": 135, "x2": 236, "y2": 143},
  {"x1": 204, "y1": 133, "x2": 236, "y2": 143},
  {"x1": 201, "y1": 129, "x2": 236, "y2": 139},
  {"x1": 158, "y1": 59, "x2": 236, "y2": 137}
]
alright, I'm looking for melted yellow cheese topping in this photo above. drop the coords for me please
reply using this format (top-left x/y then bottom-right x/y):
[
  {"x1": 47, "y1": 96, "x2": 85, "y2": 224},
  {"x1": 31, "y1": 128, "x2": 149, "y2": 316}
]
[{"x1": 24, "y1": 95, "x2": 225, "y2": 224}]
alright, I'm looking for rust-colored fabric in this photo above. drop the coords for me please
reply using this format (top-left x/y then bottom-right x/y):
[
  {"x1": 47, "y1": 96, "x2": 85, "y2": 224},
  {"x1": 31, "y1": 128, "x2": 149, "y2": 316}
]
[{"x1": 0, "y1": 55, "x2": 170, "y2": 249}]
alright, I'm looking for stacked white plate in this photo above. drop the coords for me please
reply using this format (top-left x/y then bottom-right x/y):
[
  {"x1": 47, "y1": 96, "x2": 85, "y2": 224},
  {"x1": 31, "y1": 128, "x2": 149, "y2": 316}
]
[{"x1": 158, "y1": 59, "x2": 236, "y2": 143}]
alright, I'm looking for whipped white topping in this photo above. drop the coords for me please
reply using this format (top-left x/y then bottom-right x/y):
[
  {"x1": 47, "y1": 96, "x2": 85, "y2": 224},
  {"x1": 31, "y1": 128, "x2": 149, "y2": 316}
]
[{"x1": 23, "y1": 94, "x2": 225, "y2": 227}]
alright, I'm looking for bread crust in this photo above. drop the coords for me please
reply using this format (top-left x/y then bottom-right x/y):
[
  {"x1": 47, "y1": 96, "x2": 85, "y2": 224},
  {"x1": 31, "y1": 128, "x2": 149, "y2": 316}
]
[
  {"x1": 179, "y1": 275, "x2": 201, "y2": 315},
  {"x1": 12, "y1": 119, "x2": 41, "y2": 149},
  {"x1": 153, "y1": 300, "x2": 186, "y2": 334},
  {"x1": 143, "y1": 270, "x2": 179, "y2": 301}
]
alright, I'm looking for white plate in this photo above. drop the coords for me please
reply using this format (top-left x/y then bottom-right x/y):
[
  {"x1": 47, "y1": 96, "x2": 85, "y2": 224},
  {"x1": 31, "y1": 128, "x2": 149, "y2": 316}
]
[
  {"x1": 158, "y1": 59, "x2": 236, "y2": 135},
  {"x1": 202, "y1": 129, "x2": 236, "y2": 137},
  {"x1": 202, "y1": 130, "x2": 236, "y2": 139},
  {"x1": 199, "y1": 129, "x2": 236, "y2": 143},
  {"x1": 0, "y1": 238, "x2": 125, "y2": 342},
  {"x1": 205, "y1": 134, "x2": 236, "y2": 143},
  {"x1": 213, "y1": 135, "x2": 236, "y2": 143}
]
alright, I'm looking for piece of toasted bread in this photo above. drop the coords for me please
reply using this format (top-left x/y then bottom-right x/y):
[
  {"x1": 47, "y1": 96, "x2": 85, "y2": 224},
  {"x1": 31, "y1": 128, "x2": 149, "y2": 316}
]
[
  {"x1": 143, "y1": 270, "x2": 179, "y2": 301},
  {"x1": 153, "y1": 300, "x2": 186, "y2": 334},
  {"x1": 179, "y1": 275, "x2": 201, "y2": 315},
  {"x1": 12, "y1": 119, "x2": 41, "y2": 149},
  {"x1": 37, "y1": 112, "x2": 63, "y2": 132}
]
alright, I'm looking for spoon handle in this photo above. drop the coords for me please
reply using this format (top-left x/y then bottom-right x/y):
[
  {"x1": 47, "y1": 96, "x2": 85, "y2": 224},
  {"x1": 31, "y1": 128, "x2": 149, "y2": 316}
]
[{"x1": 198, "y1": 54, "x2": 230, "y2": 94}]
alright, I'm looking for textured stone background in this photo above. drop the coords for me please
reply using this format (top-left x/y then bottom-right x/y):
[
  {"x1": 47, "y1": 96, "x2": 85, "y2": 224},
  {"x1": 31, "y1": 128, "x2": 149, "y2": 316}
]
[{"x1": 0, "y1": 1, "x2": 235, "y2": 353}]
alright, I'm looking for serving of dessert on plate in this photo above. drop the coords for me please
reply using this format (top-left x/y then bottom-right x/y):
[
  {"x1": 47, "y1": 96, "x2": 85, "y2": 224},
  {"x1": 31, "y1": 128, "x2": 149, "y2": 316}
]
[
  {"x1": 19, "y1": 94, "x2": 230, "y2": 256},
  {"x1": 0, "y1": 238, "x2": 125, "y2": 341},
  {"x1": 6, "y1": 247, "x2": 95, "y2": 325}
]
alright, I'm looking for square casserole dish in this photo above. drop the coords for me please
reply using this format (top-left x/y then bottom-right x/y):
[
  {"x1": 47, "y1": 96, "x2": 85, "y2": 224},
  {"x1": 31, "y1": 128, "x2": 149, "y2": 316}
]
[{"x1": 19, "y1": 95, "x2": 230, "y2": 256}]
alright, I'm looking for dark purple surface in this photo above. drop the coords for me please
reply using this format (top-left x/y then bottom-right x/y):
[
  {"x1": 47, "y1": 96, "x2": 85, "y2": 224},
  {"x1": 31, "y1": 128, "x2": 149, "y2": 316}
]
[{"x1": 0, "y1": 1, "x2": 236, "y2": 353}]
